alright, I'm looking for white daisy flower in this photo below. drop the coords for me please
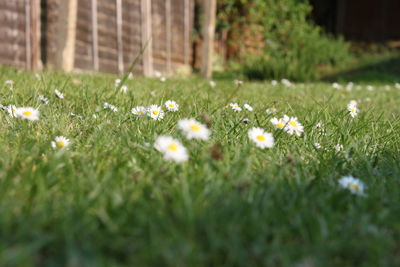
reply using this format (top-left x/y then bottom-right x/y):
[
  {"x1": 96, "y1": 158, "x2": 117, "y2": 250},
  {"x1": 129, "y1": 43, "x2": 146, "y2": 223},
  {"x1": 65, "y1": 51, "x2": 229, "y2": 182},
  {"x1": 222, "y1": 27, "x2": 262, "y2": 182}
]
[
  {"x1": 209, "y1": 80, "x2": 216, "y2": 88},
  {"x1": 131, "y1": 106, "x2": 147, "y2": 117},
  {"x1": 54, "y1": 89, "x2": 64, "y2": 99},
  {"x1": 248, "y1": 127, "x2": 274, "y2": 149},
  {"x1": 154, "y1": 71, "x2": 162, "y2": 78},
  {"x1": 229, "y1": 103, "x2": 242, "y2": 112},
  {"x1": 347, "y1": 102, "x2": 358, "y2": 118},
  {"x1": 346, "y1": 82, "x2": 354, "y2": 91},
  {"x1": 103, "y1": 102, "x2": 118, "y2": 112},
  {"x1": 270, "y1": 117, "x2": 286, "y2": 130},
  {"x1": 114, "y1": 79, "x2": 121, "y2": 87},
  {"x1": 120, "y1": 85, "x2": 128, "y2": 93},
  {"x1": 338, "y1": 176, "x2": 366, "y2": 196},
  {"x1": 38, "y1": 95, "x2": 49, "y2": 104},
  {"x1": 334, "y1": 144, "x2": 343, "y2": 152},
  {"x1": 160, "y1": 76, "x2": 167, "y2": 82},
  {"x1": 154, "y1": 135, "x2": 188, "y2": 163},
  {"x1": 266, "y1": 107, "x2": 278, "y2": 114},
  {"x1": 314, "y1": 142, "x2": 321, "y2": 149},
  {"x1": 164, "y1": 100, "x2": 179, "y2": 112},
  {"x1": 51, "y1": 136, "x2": 70, "y2": 149},
  {"x1": 178, "y1": 118, "x2": 211, "y2": 141},
  {"x1": 395, "y1": 83, "x2": 400, "y2": 89},
  {"x1": 92, "y1": 114, "x2": 99, "y2": 119},
  {"x1": 150, "y1": 91, "x2": 156, "y2": 97},
  {"x1": 243, "y1": 104, "x2": 253, "y2": 112},
  {"x1": 366, "y1": 85, "x2": 374, "y2": 91},
  {"x1": 332, "y1": 82, "x2": 341, "y2": 89},
  {"x1": 271, "y1": 80, "x2": 278, "y2": 86},
  {"x1": 281, "y1": 78, "x2": 292, "y2": 87},
  {"x1": 15, "y1": 107, "x2": 39, "y2": 121},
  {"x1": 5, "y1": 80, "x2": 14, "y2": 86},
  {"x1": 284, "y1": 115, "x2": 304, "y2": 136},
  {"x1": 234, "y1": 79, "x2": 243, "y2": 86},
  {"x1": 7, "y1": 105, "x2": 18, "y2": 118},
  {"x1": 147, "y1": 105, "x2": 164, "y2": 120}
]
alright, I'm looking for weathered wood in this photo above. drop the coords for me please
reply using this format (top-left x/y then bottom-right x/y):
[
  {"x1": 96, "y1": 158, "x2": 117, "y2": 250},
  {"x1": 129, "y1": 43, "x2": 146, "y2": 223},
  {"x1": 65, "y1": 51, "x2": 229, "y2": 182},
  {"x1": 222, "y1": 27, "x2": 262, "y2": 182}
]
[
  {"x1": 200, "y1": 0, "x2": 216, "y2": 79},
  {"x1": 165, "y1": 0, "x2": 172, "y2": 74},
  {"x1": 184, "y1": 0, "x2": 190, "y2": 65},
  {"x1": 30, "y1": 0, "x2": 41, "y2": 70},
  {"x1": 91, "y1": 0, "x2": 99, "y2": 71},
  {"x1": 47, "y1": 0, "x2": 77, "y2": 72},
  {"x1": 25, "y1": 0, "x2": 31, "y2": 69},
  {"x1": 141, "y1": 0, "x2": 153, "y2": 77},
  {"x1": 116, "y1": 0, "x2": 124, "y2": 73}
]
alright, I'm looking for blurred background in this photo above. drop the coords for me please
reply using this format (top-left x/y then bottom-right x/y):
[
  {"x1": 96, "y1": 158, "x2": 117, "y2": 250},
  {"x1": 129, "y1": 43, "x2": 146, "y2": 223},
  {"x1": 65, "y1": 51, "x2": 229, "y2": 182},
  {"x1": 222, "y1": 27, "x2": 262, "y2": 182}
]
[{"x1": 1, "y1": 0, "x2": 399, "y2": 82}]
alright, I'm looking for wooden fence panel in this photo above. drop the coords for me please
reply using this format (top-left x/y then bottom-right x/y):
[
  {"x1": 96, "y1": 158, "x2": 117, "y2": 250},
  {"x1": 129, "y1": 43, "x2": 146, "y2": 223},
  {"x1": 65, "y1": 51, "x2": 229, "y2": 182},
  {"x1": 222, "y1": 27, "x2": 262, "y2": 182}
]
[
  {"x1": 74, "y1": 0, "x2": 93, "y2": 71},
  {"x1": 0, "y1": 0, "x2": 40, "y2": 70},
  {"x1": 122, "y1": 0, "x2": 143, "y2": 74},
  {"x1": 151, "y1": 0, "x2": 167, "y2": 74}
]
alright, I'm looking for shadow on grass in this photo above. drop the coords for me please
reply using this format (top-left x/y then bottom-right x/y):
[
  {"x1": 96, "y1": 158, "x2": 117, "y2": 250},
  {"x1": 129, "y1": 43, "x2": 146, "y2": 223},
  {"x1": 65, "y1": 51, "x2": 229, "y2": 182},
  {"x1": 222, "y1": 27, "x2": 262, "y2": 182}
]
[{"x1": 323, "y1": 56, "x2": 400, "y2": 84}]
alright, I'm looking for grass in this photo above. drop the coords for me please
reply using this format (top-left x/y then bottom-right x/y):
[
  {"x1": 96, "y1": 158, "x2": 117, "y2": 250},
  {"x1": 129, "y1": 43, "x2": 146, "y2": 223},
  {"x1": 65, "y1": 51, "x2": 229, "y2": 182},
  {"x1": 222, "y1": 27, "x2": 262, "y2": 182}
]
[{"x1": 1, "y1": 66, "x2": 400, "y2": 266}]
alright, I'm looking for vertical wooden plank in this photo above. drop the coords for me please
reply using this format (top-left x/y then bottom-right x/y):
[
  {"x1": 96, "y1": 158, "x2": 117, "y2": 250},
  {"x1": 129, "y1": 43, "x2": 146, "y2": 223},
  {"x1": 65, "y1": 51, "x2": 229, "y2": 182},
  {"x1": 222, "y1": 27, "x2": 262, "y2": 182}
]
[
  {"x1": 48, "y1": 0, "x2": 78, "y2": 72},
  {"x1": 30, "y1": 0, "x2": 41, "y2": 70},
  {"x1": 200, "y1": 0, "x2": 216, "y2": 79},
  {"x1": 116, "y1": 0, "x2": 124, "y2": 73},
  {"x1": 25, "y1": 0, "x2": 32, "y2": 69},
  {"x1": 63, "y1": 0, "x2": 77, "y2": 72},
  {"x1": 141, "y1": 0, "x2": 153, "y2": 77},
  {"x1": 91, "y1": 0, "x2": 99, "y2": 71},
  {"x1": 183, "y1": 0, "x2": 190, "y2": 66},
  {"x1": 165, "y1": 0, "x2": 172, "y2": 74}
]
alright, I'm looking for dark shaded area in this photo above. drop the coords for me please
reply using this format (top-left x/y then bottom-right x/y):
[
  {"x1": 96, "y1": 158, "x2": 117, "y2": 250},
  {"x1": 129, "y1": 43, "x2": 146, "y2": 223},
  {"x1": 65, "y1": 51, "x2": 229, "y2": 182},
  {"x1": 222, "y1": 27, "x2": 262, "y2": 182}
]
[
  {"x1": 310, "y1": 0, "x2": 400, "y2": 42},
  {"x1": 323, "y1": 56, "x2": 400, "y2": 83}
]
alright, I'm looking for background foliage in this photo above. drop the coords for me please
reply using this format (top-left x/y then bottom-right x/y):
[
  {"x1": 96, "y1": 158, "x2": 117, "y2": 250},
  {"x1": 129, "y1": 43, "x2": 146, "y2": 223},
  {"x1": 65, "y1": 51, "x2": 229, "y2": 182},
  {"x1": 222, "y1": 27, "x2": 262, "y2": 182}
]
[{"x1": 216, "y1": 0, "x2": 352, "y2": 81}]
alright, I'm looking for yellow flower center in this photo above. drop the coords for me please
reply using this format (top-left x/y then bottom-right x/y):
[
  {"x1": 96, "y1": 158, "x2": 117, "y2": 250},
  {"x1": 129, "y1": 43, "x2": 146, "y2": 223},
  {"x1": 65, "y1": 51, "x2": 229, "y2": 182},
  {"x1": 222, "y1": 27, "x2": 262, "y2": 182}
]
[
  {"x1": 289, "y1": 121, "x2": 297, "y2": 127},
  {"x1": 234, "y1": 105, "x2": 239, "y2": 109},
  {"x1": 152, "y1": 110, "x2": 159, "y2": 115},
  {"x1": 277, "y1": 122, "x2": 285, "y2": 129},
  {"x1": 350, "y1": 184, "x2": 359, "y2": 191},
  {"x1": 351, "y1": 108, "x2": 355, "y2": 113},
  {"x1": 169, "y1": 104, "x2": 175, "y2": 107},
  {"x1": 23, "y1": 111, "x2": 32, "y2": 117},
  {"x1": 189, "y1": 124, "x2": 201, "y2": 131},
  {"x1": 56, "y1": 141, "x2": 65, "y2": 147},
  {"x1": 256, "y1": 135, "x2": 266, "y2": 141},
  {"x1": 168, "y1": 143, "x2": 178, "y2": 151}
]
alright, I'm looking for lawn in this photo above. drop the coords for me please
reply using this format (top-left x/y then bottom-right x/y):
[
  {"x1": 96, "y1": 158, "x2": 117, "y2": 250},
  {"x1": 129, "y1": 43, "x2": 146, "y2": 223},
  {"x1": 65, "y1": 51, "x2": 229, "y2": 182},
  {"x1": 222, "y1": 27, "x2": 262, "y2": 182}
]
[{"x1": 0, "y1": 67, "x2": 400, "y2": 266}]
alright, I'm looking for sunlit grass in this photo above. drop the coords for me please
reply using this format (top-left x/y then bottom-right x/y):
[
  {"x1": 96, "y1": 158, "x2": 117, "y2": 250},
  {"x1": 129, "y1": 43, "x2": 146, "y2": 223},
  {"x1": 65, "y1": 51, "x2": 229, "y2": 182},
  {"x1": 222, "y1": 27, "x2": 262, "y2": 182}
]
[{"x1": 0, "y1": 67, "x2": 400, "y2": 266}]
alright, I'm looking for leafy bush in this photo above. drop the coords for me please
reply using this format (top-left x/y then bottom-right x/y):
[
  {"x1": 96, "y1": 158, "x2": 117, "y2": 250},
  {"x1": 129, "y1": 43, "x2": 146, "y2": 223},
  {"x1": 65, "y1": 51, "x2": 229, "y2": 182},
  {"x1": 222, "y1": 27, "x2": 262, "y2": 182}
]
[{"x1": 217, "y1": 0, "x2": 352, "y2": 81}]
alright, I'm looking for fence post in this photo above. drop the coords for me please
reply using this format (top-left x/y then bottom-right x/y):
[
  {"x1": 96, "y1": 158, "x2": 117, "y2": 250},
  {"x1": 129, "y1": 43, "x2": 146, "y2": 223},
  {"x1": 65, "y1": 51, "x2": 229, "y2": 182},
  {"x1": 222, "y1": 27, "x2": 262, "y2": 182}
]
[
  {"x1": 184, "y1": 0, "x2": 190, "y2": 66},
  {"x1": 165, "y1": 0, "x2": 172, "y2": 75},
  {"x1": 91, "y1": 0, "x2": 99, "y2": 71},
  {"x1": 48, "y1": 0, "x2": 77, "y2": 72},
  {"x1": 30, "y1": 0, "x2": 41, "y2": 70},
  {"x1": 116, "y1": 0, "x2": 124, "y2": 73},
  {"x1": 25, "y1": 0, "x2": 32, "y2": 69},
  {"x1": 200, "y1": 0, "x2": 216, "y2": 79},
  {"x1": 141, "y1": 0, "x2": 153, "y2": 77}
]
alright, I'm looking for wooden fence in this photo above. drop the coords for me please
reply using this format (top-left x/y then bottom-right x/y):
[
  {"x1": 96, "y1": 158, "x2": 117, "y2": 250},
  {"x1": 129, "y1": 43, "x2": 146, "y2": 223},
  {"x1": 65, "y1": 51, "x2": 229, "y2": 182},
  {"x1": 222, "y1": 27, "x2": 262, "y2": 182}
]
[
  {"x1": 0, "y1": 0, "x2": 41, "y2": 70},
  {"x1": 0, "y1": 0, "x2": 195, "y2": 76}
]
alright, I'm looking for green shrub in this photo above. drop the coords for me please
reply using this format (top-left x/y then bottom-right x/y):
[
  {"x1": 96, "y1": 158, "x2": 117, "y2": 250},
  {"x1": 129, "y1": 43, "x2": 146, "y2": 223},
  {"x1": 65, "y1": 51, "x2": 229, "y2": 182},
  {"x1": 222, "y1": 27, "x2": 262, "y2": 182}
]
[{"x1": 217, "y1": 0, "x2": 352, "y2": 81}]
